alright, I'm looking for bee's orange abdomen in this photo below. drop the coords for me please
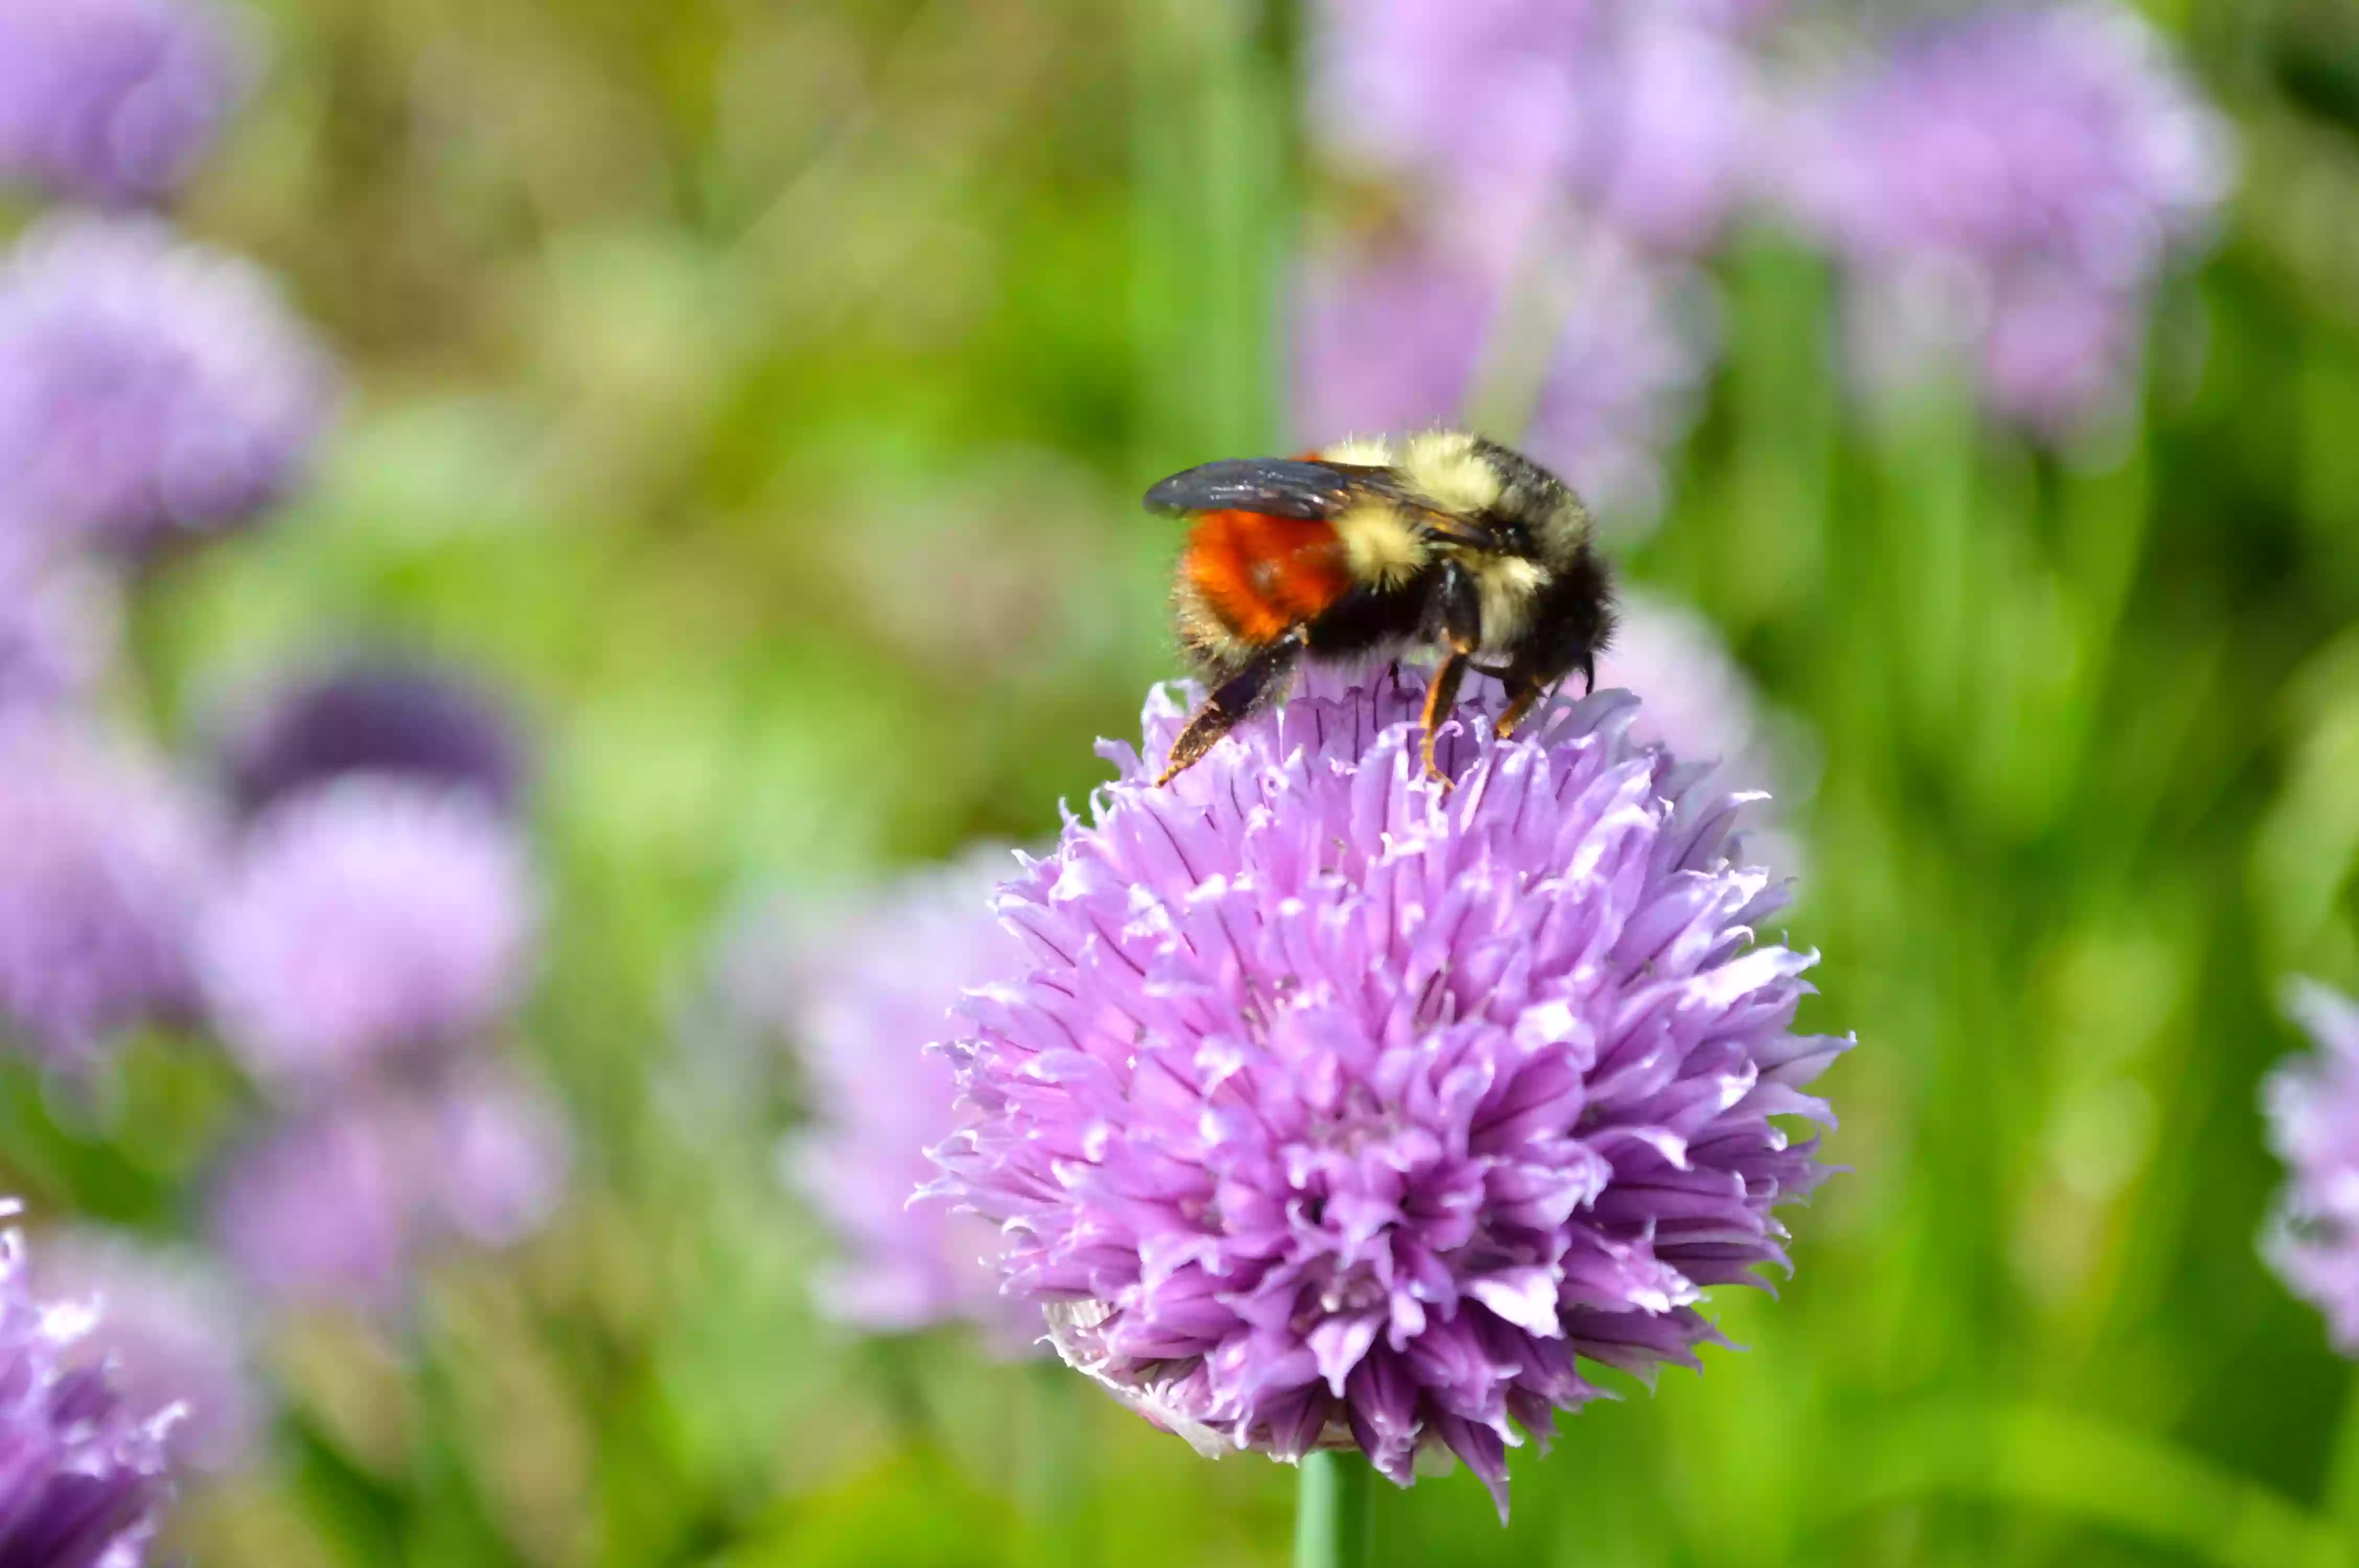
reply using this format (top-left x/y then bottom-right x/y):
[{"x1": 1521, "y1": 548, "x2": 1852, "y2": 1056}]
[{"x1": 1183, "y1": 510, "x2": 1352, "y2": 645}]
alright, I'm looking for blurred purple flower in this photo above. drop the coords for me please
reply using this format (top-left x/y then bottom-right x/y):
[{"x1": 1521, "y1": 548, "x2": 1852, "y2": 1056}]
[
  {"x1": 0, "y1": 0, "x2": 252, "y2": 206},
  {"x1": 1310, "y1": 0, "x2": 1763, "y2": 267},
  {"x1": 927, "y1": 671, "x2": 1849, "y2": 1517},
  {"x1": 1292, "y1": 234, "x2": 1710, "y2": 524},
  {"x1": 1973, "y1": 263, "x2": 2146, "y2": 438},
  {"x1": 2262, "y1": 982, "x2": 2359, "y2": 1353},
  {"x1": 1594, "y1": 589, "x2": 1810, "y2": 872},
  {"x1": 1779, "y1": 2, "x2": 2230, "y2": 439},
  {"x1": 1783, "y1": 3, "x2": 2224, "y2": 280},
  {"x1": 1595, "y1": 591, "x2": 1772, "y2": 790},
  {"x1": 757, "y1": 850, "x2": 1045, "y2": 1352},
  {"x1": 214, "y1": 659, "x2": 524, "y2": 821},
  {"x1": 212, "y1": 1064, "x2": 568, "y2": 1308},
  {"x1": 0, "y1": 717, "x2": 211, "y2": 1068},
  {"x1": 209, "y1": 1101, "x2": 408, "y2": 1308},
  {"x1": 1291, "y1": 241, "x2": 1490, "y2": 443},
  {"x1": 1677, "y1": 0, "x2": 1784, "y2": 28},
  {"x1": 0, "y1": 215, "x2": 335, "y2": 554},
  {"x1": 1520, "y1": 240, "x2": 1715, "y2": 524},
  {"x1": 32, "y1": 1229, "x2": 263, "y2": 1473},
  {"x1": 197, "y1": 776, "x2": 537, "y2": 1095},
  {"x1": 1571, "y1": 12, "x2": 1764, "y2": 256},
  {"x1": 0, "y1": 1212, "x2": 176, "y2": 1568},
  {"x1": 0, "y1": 558, "x2": 117, "y2": 714},
  {"x1": 426, "y1": 1064, "x2": 570, "y2": 1251}
]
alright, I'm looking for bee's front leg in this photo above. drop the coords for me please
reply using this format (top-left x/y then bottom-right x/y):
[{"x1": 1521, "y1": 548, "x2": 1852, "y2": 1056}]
[{"x1": 1418, "y1": 561, "x2": 1484, "y2": 786}]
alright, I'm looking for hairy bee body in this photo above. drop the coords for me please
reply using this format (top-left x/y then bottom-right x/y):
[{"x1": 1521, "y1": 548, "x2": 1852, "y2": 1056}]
[{"x1": 1147, "y1": 430, "x2": 1616, "y2": 784}]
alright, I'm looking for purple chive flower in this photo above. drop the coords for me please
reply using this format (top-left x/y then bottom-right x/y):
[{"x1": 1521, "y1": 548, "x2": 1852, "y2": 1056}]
[
  {"x1": 1292, "y1": 234, "x2": 1710, "y2": 524},
  {"x1": 197, "y1": 776, "x2": 537, "y2": 1095},
  {"x1": 0, "y1": 214, "x2": 335, "y2": 554},
  {"x1": 0, "y1": 717, "x2": 211, "y2": 1068},
  {"x1": 0, "y1": 1210, "x2": 176, "y2": 1568},
  {"x1": 212, "y1": 1064, "x2": 568, "y2": 1308},
  {"x1": 31, "y1": 1230, "x2": 262, "y2": 1473},
  {"x1": 1779, "y1": 2, "x2": 2230, "y2": 438},
  {"x1": 1310, "y1": 0, "x2": 1763, "y2": 267},
  {"x1": 214, "y1": 659, "x2": 524, "y2": 821},
  {"x1": 927, "y1": 671, "x2": 1850, "y2": 1517},
  {"x1": 423, "y1": 1063, "x2": 570, "y2": 1251},
  {"x1": 2262, "y1": 982, "x2": 2359, "y2": 1353},
  {"x1": 0, "y1": 0, "x2": 252, "y2": 207},
  {"x1": 753, "y1": 851, "x2": 1045, "y2": 1352}
]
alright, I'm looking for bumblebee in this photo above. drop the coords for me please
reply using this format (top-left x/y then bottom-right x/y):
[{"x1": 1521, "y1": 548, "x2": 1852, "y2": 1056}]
[{"x1": 1146, "y1": 430, "x2": 1616, "y2": 786}]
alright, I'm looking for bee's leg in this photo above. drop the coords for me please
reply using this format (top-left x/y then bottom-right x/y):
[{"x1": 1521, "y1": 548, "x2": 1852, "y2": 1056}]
[
  {"x1": 1491, "y1": 679, "x2": 1547, "y2": 740},
  {"x1": 1419, "y1": 561, "x2": 1484, "y2": 785},
  {"x1": 1157, "y1": 635, "x2": 1303, "y2": 786},
  {"x1": 1494, "y1": 675, "x2": 1551, "y2": 740},
  {"x1": 1418, "y1": 651, "x2": 1471, "y2": 782}
]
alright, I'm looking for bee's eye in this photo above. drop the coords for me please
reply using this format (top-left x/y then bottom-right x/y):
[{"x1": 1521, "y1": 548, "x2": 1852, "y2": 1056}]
[{"x1": 1493, "y1": 518, "x2": 1533, "y2": 554}]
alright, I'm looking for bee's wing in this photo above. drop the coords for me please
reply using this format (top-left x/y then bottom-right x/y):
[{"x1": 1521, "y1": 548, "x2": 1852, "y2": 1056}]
[
  {"x1": 1143, "y1": 457, "x2": 1497, "y2": 549},
  {"x1": 1141, "y1": 458, "x2": 1394, "y2": 520}
]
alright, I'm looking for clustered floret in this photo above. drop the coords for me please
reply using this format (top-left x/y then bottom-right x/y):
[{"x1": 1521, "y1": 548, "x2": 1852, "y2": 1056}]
[
  {"x1": 0, "y1": 1213, "x2": 177, "y2": 1568},
  {"x1": 929, "y1": 672, "x2": 1847, "y2": 1514}
]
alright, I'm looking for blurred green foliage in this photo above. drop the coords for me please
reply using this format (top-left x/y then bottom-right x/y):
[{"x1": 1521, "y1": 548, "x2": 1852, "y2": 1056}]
[{"x1": 10, "y1": 0, "x2": 2359, "y2": 1563}]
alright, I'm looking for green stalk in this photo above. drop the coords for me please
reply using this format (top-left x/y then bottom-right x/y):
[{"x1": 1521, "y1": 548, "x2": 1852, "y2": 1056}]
[
  {"x1": 2324, "y1": 1365, "x2": 2359, "y2": 1541},
  {"x1": 1295, "y1": 1450, "x2": 1374, "y2": 1568},
  {"x1": 1019, "y1": 1358, "x2": 1090, "y2": 1561}
]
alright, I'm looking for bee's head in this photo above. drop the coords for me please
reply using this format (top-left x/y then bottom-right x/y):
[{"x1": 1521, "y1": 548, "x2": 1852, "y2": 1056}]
[{"x1": 1396, "y1": 431, "x2": 1595, "y2": 571}]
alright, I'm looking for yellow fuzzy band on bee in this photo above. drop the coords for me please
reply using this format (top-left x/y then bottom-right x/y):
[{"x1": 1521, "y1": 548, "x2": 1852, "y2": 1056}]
[
  {"x1": 1332, "y1": 502, "x2": 1429, "y2": 589},
  {"x1": 1401, "y1": 430, "x2": 1504, "y2": 517},
  {"x1": 1473, "y1": 555, "x2": 1548, "y2": 652},
  {"x1": 1320, "y1": 435, "x2": 1395, "y2": 466}
]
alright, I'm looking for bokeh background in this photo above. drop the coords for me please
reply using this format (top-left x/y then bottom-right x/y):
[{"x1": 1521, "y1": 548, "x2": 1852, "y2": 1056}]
[{"x1": 6, "y1": 0, "x2": 2359, "y2": 1563}]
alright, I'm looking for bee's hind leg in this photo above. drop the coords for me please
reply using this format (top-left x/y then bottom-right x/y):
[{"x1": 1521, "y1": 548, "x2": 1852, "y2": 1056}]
[
  {"x1": 1157, "y1": 634, "x2": 1304, "y2": 786},
  {"x1": 1495, "y1": 646, "x2": 1595, "y2": 741},
  {"x1": 1494, "y1": 656, "x2": 1583, "y2": 742},
  {"x1": 1493, "y1": 676, "x2": 1549, "y2": 741}
]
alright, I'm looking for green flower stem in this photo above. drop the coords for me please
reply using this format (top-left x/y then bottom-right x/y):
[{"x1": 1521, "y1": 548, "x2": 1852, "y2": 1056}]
[
  {"x1": 1020, "y1": 1359, "x2": 1090, "y2": 1560},
  {"x1": 2326, "y1": 1365, "x2": 2359, "y2": 1539},
  {"x1": 1295, "y1": 1450, "x2": 1375, "y2": 1568}
]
